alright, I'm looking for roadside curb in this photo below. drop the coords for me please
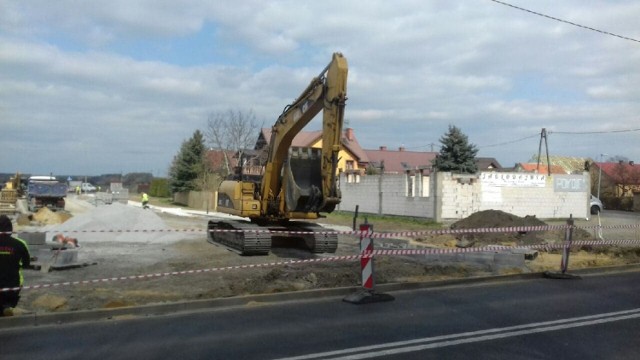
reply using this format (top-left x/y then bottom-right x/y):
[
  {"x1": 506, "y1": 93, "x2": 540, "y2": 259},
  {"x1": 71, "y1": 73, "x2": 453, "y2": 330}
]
[{"x1": 2, "y1": 263, "x2": 640, "y2": 330}]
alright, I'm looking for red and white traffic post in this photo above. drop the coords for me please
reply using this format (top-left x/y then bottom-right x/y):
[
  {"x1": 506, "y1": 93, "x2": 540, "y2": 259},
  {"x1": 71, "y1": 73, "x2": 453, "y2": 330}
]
[
  {"x1": 343, "y1": 222, "x2": 394, "y2": 304},
  {"x1": 360, "y1": 223, "x2": 375, "y2": 290}
]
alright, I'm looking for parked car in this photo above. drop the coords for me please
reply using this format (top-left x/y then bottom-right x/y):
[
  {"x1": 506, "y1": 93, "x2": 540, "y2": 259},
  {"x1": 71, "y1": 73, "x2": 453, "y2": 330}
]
[
  {"x1": 590, "y1": 195, "x2": 603, "y2": 215},
  {"x1": 81, "y1": 183, "x2": 97, "y2": 192}
]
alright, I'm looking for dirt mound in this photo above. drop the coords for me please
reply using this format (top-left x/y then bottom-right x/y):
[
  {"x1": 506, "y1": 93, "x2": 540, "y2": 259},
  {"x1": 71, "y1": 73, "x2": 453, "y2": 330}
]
[
  {"x1": 32, "y1": 207, "x2": 71, "y2": 224},
  {"x1": 452, "y1": 210, "x2": 547, "y2": 229},
  {"x1": 450, "y1": 209, "x2": 559, "y2": 246}
]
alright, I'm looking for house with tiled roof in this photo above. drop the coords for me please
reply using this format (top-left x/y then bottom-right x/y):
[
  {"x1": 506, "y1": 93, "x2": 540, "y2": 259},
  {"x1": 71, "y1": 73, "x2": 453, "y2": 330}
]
[
  {"x1": 593, "y1": 160, "x2": 640, "y2": 198},
  {"x1": 205, "y1": 149, "x2": 238, "y2": 174},
  {"x1": 364, "y1": 146, "x2": 436, "y2": 174},
  {"x1": 255, "y1": 127, "x2": 369, "y2": 182},
  {"x1": 529, "y1": 155, "x2": 590, "y2": 174},
  {"x1": 362, "y1": 146, "x2": 504, "y2": 175},
  {"x1": 514, "y1": 163, "x2": 568, "y2": 175},
  {"x1": 476, "y1": 158, "x2": 503, "y2": 171}
]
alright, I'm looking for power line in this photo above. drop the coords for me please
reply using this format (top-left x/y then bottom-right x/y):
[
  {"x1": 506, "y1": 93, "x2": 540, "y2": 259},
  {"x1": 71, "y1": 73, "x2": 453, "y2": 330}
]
[
  {"x1": 479, "y1": 127, "x2": 640, "y2": 149},
  {"x1": 479, "y1": 133, "x2": 539, "y2": 149},
  {"x1": 489, "y1": 0, "x2": 640, "y2": 43},
  {"x1": 404, "y1": 142, "x2": 439, "y2": 151},
  {"x1": 550, "y1": 128, "x2": 640, "y2": 135},
  {"x1": 402, "y1": 127, "x2": 639, "y2": 152}
]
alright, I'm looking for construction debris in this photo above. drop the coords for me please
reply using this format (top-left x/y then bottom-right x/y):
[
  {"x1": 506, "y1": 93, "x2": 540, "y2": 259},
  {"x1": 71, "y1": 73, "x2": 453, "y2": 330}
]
[{"x1": 52, "y1": 233, "x2": 79, "y2": 247}]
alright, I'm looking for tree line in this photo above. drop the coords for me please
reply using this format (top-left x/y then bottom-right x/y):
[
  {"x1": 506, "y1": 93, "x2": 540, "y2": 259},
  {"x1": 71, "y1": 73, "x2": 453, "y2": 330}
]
[{"x1": 167, "y1": 109, "x2": 479, "y2": 196}]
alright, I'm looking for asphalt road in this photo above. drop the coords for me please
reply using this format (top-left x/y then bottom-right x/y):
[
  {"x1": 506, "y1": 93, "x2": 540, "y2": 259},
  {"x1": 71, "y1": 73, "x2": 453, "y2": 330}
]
[
  {"x1": 2, "y1": 269, "x2": 640, "y2": 360},
  {"x1": 601, "y1": 209, "x2": 640, "y2": 221}
]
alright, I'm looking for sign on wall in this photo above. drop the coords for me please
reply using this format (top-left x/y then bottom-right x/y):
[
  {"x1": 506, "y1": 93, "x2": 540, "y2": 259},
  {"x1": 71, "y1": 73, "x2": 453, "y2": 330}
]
[
  {"x1": 480, "y1": 172, "x2": 546, "y2": 188},
  {"x1": 553, "y1": 175, "x2": 587, "y2": 192}
]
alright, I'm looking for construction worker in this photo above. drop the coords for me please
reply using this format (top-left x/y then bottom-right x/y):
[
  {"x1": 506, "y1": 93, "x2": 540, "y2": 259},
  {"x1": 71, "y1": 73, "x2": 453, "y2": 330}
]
[
  {"x1": 0, "y1": 215, "x2": 31, "y2": 317},
  {"x1": 141, "y1": 192, "x2": 149, "y2": 209},
  {"x1": 75, "y1": 185, "x2": 81, "y2": 195}
]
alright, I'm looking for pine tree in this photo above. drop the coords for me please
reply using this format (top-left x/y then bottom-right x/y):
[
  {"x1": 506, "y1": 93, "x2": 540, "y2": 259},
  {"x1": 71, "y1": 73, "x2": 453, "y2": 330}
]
[
  {"x1": 433, "y1": 125, "x2": 478, "y2": 173},
  {"x1": 168, "y1": 130, "x2": 207, "y2": 193}
]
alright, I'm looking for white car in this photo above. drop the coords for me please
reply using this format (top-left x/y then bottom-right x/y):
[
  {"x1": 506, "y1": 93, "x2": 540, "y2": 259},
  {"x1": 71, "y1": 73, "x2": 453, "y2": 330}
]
[
  {"x1": 81, "y1": 183, "x2": 97, "y2": 192},
  {"x1": 590, "y1": 195, "x2": 603, "y2": 215}
]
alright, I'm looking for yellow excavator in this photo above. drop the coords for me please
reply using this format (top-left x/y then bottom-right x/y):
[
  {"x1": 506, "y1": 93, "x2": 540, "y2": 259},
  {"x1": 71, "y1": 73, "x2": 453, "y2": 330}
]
[{"x1": 208, "y1": 52, "x2": 348, "y2": 255}]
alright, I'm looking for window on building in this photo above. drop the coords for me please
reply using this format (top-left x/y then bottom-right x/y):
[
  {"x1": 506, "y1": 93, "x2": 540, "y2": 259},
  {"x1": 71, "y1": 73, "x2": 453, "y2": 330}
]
[
  {"x1": 346, "y1": 173, "x2": 361, "y2": 184},
  {"x1": 346, "y1": 160, "x2": 354, "y2": 170},
  {"x1": 422, "y1": 175, "x2": 430, "y2": 197},
  {"x1": 407, "y1": 175, "x2": 414, "y2": 197}
]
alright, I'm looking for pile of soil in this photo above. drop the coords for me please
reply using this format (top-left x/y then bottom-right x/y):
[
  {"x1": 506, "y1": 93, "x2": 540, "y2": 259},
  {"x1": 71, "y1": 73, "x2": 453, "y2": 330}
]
[
  {"x1": 31, "y1": 207, "x2": 72, "y2": 225},
  {"x1": 449, "y1": 209, "x2": 593, "y2": 246}
]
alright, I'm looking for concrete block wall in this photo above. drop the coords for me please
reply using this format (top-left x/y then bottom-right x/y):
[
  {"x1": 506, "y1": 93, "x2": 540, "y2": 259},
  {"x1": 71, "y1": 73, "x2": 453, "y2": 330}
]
[
  {"x1": 480, "y1": 184, "x2": 585, "y2": 219},
  {"x1": 338, "y1": 175, "x2": 379, "y2": 214},
  {"x1": 338, "y1": 173, "x2": 435, "y2": 218},
  {"x1": 437, "y1": 172, "x2": 589, "y2": 220},
  {"x1": 340, "y1": 171, "x2": 589, "y2": 221},
  {"x1": 437, "y1": 173, "x2": 481, "y2": 220}
]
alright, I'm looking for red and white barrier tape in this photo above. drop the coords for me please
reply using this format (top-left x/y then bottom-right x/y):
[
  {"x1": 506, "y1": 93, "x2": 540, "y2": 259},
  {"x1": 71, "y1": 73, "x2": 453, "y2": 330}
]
[
  {"x1": 0, "y1": 255, "x2": 361, "y2": 293},
  {"x1": 3, "y1": 238, "x2": 640, "y2": 293},
  {"x1": 4, "y1": 223, "x2": 639, "y2": 238}
]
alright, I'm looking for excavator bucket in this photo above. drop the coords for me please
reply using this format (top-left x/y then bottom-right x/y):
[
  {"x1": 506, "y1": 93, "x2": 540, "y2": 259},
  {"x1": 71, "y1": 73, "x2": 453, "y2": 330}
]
[{"x1": 283, "y1": 147, "x2": 324, "y2": 213}]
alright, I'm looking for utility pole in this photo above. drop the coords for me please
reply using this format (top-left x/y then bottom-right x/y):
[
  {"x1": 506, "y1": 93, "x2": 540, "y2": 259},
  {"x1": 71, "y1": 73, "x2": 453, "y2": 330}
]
[
  {"x1": 597, "y1": 153, "x2": 608, "y2": 199},
  {"x1": 536, "y1": 128, "x2": 551, "y2": 176}
]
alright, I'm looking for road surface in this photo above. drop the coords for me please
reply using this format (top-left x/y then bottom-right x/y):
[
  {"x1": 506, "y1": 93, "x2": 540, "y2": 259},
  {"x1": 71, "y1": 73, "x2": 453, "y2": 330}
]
[{"x1": 2, "y1": 269, "x2": 640, "y2": 359}]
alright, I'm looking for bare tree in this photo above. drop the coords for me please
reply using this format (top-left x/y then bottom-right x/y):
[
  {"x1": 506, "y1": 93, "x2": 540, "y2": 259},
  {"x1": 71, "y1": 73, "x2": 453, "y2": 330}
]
[{"x1": 205, "y1": 109, "x2": 262, "y2": 175}]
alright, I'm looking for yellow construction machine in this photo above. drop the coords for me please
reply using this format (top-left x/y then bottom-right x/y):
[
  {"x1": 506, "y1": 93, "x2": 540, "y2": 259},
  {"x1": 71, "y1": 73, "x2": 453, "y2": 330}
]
[
  {"x1": 0, "y1": 173, "x2": 22, "y2": 214},
  {"x1": 208, "y1": 52, "x2": 348, "y2": 255}
]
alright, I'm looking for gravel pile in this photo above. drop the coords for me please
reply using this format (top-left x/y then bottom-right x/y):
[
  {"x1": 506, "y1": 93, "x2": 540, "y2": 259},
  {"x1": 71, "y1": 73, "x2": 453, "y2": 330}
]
[{"x1": 44, "y1": 203, "x2": 197, "y2": 244}]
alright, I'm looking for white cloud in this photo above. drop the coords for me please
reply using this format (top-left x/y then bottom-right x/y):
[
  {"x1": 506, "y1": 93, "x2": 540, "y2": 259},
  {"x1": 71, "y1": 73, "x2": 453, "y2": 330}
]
[{"x1": 1, "y1": 0, "x2": 640, "y2": 175}]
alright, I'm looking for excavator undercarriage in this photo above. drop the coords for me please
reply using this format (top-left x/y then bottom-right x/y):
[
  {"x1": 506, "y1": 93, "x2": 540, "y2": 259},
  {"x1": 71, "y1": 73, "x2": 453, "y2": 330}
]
[{"x1": 207, "y1": 220, "x2": 338, "y2": 255}]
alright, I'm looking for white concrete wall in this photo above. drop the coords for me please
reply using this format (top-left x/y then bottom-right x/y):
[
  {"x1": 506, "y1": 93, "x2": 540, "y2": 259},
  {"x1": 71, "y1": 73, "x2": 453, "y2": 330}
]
[
  {"x1": 338, "y1": 171, "x2": 590, "y2": 221},
  {"x1": 437, "y1": 172, "x2": 590, "y2": 220},
  {"x1": 338, "y1": 173, "x2": 435, "y2": 218}
]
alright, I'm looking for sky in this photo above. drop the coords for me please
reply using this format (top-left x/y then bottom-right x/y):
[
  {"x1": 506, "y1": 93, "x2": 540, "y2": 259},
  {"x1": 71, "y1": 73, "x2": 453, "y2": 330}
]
[{"x1": 1, "y1": 0, "x2": 639, "y2": 177}]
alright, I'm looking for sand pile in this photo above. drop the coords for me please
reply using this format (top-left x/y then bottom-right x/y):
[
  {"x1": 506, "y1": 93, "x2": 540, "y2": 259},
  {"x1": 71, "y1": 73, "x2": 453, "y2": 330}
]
[
  {"x1": 33, "y1": 207, "x2": 72, "y2": 224},
  {"x1": 43, "y1": 203, "x2": 199, "y2": 244}
]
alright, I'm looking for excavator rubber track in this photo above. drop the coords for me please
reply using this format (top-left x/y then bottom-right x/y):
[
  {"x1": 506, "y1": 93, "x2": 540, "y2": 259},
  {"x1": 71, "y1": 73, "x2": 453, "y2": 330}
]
[
  {"x1": 268, "y1": 222, "x2": 338, "y2": 254},
  {"x1": 207, "y1": 220, "x2": 272, "y2": 255},
  {"x1": 207, "y1": 220, "x2": 338, "y2": 255},
  {"x1": 299, "y1": 223, "x2": 338, "y2": 253}
]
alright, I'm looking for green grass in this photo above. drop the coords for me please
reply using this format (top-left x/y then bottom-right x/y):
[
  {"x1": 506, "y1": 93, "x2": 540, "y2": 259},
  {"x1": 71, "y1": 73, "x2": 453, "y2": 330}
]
[{"x1": 322, "y1": 211, "x2": 443, "y2": 231}]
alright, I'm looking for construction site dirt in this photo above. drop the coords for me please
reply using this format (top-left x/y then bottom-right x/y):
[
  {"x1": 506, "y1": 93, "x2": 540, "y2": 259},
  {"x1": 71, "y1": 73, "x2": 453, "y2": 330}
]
[{"x1": 10, "y1": 196, "x2": 640, "y2": 316}]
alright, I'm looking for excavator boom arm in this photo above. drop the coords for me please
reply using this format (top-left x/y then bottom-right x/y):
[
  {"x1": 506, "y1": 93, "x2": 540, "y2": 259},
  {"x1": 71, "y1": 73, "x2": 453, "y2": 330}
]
[{"x1": 260, "y1": 53, "x2": 348, "y2": 217}]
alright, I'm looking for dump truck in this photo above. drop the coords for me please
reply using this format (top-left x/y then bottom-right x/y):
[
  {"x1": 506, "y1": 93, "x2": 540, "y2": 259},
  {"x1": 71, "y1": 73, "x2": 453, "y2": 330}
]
[
  {"x1": 27, "y1": 176, "x2": 67, "y2": 212},
  {"x1": 208, "y1": 53, "x2": 348, "y2": 255}
]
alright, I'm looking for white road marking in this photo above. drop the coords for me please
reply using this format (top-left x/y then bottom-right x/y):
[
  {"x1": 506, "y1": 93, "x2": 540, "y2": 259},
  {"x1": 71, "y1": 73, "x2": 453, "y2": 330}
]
[{"x1": 275, "y1": 308, "x2": 640, "y2": 360}]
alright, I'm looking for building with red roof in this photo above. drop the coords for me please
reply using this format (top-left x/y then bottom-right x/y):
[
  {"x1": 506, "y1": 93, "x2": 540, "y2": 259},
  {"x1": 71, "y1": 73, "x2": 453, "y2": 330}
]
[
  {"x1": 514, "y1": 163, "x2": 568, "y2": 175},
  {"x1": 593, "y1": 160, "x2": 640, "y2": 198}
]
